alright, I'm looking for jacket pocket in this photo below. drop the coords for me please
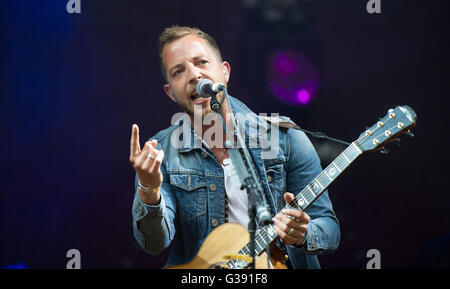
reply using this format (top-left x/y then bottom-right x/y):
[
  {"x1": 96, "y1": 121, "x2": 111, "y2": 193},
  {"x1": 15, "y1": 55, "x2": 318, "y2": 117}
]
[
  {"x1": 170, "y1": 173, "x2": 207, "y2": 221},
  {"x1": 264, "y1": 162, "x2": 285, "y2": 183}
]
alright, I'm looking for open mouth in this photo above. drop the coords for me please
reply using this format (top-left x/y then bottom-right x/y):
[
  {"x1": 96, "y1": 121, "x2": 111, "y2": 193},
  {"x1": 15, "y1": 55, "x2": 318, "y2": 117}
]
[{"x1": 191, "y1": 93, "x2": 211, "y2": 105}]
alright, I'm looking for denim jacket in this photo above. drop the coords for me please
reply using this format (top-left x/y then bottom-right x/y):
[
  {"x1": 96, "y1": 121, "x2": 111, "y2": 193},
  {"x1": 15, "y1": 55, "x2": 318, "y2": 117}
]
[{"x1": 132, "y1": 96, "x2": 340, "y2": 269}]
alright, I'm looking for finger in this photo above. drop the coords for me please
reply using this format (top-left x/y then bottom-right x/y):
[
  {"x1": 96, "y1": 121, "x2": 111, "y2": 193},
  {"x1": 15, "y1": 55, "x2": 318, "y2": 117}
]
[
  {"x1": 140, "y1": 142, "x2": 159, "y2": 171},
  {"x1": 273, "y1": 222, "x2": 299, "y2": 244},
  {"x1": 283, "y1": 192, "x2": 302, "y2": 212},
  {"x1": 281, "y1": 208, "x2": 303, "y2": 220},
  {"x1": 277, "y1": 215, "x2": 308, "y2": 240},
  {"x1": 135, "y1": 141, "x2": 154, "y2": 169},
  {"x1": 275, "y1": 217, "x2": 306, "y2": 243},
  {"x1": 283, "y1": 192, "x2": 311, "y2": 223},
  {"x1": 276, "y1": 213, "x2": 302, "y2": 231},
  {"x1": 130, "y1": 124, "x2": 141, "y2": 158},
  {"x1": 143, "y1": 140, "x2": 159, "y2": 172},
  {"x1": 282, "y1": 218, "x2": 308, "y2": 234},
  {"x1": 284, "y1": 210, "x2": 310, "y2": 225},
  {"x1": 297, "y1": 224, "x2": 308, "y2": 234},
  {"x1": 301, "y1": 211, "x2": 310, "y2": 223},
  {"x1": 283, "y1": 192, "x2": 296, "y2": 205},
  {"x1": 272, "y1": 215, "x2": 288, "y2": 231},
  {"x1": 149, "y1": 149, "x2": 164, "y2": 174}
]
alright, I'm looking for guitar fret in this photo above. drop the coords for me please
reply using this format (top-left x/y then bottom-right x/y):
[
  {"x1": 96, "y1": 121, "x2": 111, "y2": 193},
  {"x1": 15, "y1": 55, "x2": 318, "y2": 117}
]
[
  {"x1": 338, "y1": 150, "x2": 354, "y2": 168},
  {"x1": 332, "y1": 161, "x2": 342, "y2": 172},
  {"x1": 333, "y1": 158, "x2": 346, "y2": 171},
  {"x1": 351, "y1": 142, "x2": 363, "y2": 155},
  {"x1": 259, "y1": 236, "x2": 267, "y2": 245},
  {"x1": 267, "y1": 225, "x2": 277, "y2": 241},
  {"x1": 323, "y1": 170, "x2": 333, "y2": 181},
  {"x1": 318, "y1": 179, "x2": 325, "y2": 189},
  {"x1": 307, "y1": 184, "x2": 316, "y2": 197},
  {"x1": 302, "y1": 194, "x2": 310, "y2": 204},
  {"x1": 337, "y1": 157, "x2": 349, "y2": 168},
  {"x1": 290, "y1": 201, "x2": 302, "y2": 211},
  {"x1": 294, "y1": 194, "x2": 308, "y2": 210},
  {"x1": 302, "y1": 189, "x2": 312, "y2": 201},
  {"x1": 346, "y1": 150, "x2": 358, "y2": 161},
  {"x1": 242, "y1": 241, "x2": 261, "y2": 255},
  {"x1": 347, "y1": 144, "x2": 363, "y2": 160},
  {"x1": 255, "y1": 238, "x2": 262, "y2": 250},
  {"x1": 318, "y1": 175, "x2": 329, "y2": 188},
  {"x1": 342, "y1": 153, "x2": 351, "y2": 163},
  {"x1": 287, "y1": 202, "x2": 298, "y2": 210}
]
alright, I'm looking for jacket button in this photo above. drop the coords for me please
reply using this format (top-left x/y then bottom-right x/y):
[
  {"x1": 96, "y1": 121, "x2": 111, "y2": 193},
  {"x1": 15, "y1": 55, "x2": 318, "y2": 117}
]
[
  {"x1": 201, "y1": 152, "x2": 208, "y2": 158},
  {"x1": 267, "y1": 175, "x2": 273, "y2": 182},
  {"x1": 209, "y1": 183, "x2": 217, "y2": 191},
  {"x1": 211, "y1": 219, "x2": 218, "y2": 227}
]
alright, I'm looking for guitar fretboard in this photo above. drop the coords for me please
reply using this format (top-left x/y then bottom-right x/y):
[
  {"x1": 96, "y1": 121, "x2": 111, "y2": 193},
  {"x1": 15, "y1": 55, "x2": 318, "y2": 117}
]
[{"x1": 227, "y1": 142, "x2": 362, "y2": 269}]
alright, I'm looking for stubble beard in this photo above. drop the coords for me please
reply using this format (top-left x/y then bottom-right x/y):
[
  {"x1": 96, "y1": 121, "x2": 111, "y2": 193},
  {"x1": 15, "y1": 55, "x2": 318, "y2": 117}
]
[{"x1": 189, "y1": 92, "x2": 226, "y2": 122}]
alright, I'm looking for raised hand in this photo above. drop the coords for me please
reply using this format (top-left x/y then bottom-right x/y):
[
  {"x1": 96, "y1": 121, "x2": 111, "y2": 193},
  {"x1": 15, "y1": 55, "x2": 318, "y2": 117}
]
[{"x1": 129, "y1": 124, "x2": 164, "y2": 204}]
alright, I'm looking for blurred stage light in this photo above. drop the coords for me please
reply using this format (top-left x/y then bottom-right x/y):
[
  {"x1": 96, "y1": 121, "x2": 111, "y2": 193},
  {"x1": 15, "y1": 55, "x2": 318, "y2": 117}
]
[
  {"x1": 3, "y1": 262, "x2": 29, "y2": 269},
  {"x1": 266, "y1": 49, "x2": 319, "y2": 106}
]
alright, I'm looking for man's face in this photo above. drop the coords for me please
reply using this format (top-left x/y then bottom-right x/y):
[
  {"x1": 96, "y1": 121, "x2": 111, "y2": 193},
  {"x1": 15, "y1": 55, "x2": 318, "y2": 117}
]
[{"x1": 161, "y1": 34, "x2": 230, "y2": 119}]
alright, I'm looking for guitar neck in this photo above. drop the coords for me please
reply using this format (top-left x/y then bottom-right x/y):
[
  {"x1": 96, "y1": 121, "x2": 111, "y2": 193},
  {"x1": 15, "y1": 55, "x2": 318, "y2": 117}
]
[
  {"x1": 231, "y1": 142, "x2": 363, "y2": 266},
  {"x1": 288, "y1": 142, "x2": 362, "y2": 212}
]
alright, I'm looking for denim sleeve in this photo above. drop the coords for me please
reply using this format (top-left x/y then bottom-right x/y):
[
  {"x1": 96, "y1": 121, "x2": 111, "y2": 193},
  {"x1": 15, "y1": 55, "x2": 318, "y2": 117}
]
[
  {"x1": 286, "y1": 129, "x2": 340, "y2": 254},
  {"x1": 131, "y1": 152, "x2": 176, "y2": 256}
]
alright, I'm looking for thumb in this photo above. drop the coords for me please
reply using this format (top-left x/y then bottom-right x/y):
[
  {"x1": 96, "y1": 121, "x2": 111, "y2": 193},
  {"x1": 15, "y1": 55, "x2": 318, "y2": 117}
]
[{"x1": 284, "y1": 192, "x2": 295, "y2": 205}]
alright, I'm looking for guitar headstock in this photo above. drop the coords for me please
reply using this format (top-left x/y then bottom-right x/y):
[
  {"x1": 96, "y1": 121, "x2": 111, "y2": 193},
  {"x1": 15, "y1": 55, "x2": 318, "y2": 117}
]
[{"x1": 356, "y1": 105, "x2": 417, "y2": 152}]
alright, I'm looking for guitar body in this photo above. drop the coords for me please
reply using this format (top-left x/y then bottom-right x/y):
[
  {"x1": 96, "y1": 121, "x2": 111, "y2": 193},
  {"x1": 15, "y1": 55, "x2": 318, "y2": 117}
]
[{"x1": 166, "y1": 223, "x2": 288, "y2": 269}]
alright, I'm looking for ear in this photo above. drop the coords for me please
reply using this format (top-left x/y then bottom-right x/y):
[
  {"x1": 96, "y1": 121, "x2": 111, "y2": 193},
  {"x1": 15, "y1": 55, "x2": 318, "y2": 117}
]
[
  {"x1": 221, "y1": 61, "x2": 231, "y2": 82},
  {"x1": 164, "y1": 84, "x2": 176, "y2": 102}
]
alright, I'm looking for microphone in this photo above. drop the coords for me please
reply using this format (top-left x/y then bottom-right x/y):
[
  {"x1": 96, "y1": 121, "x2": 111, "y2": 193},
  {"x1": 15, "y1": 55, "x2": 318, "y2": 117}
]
[
  {"x1": 196, "y1": 79, "x2": 225, "y2": 112},
  {"x1": 256, "y1": 203, "x2": 273, "y2": 226}
]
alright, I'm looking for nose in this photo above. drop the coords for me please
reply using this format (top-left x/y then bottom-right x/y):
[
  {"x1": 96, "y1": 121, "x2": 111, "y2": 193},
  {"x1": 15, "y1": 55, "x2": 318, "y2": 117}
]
[{"x1": 186, "y1": 63, "x2": 202, "y2": 84}]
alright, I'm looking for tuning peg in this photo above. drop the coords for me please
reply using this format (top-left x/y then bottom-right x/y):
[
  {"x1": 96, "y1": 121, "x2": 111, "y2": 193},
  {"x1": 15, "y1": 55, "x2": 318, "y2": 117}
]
[
  {"x1": 406, "y1": 130, "x2": 414, "y2": 138},
  {"x1": 380, "y1": 147, "x2": 390, "y2": 155}
]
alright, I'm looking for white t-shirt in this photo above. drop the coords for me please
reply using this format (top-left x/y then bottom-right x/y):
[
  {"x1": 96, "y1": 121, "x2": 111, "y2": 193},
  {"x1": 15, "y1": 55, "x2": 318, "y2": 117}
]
[
  {"x1": 221, "y1": 158, "x2": 250, "y2": 229},
  {"x1": 192, "y1": 129, "x2": 252, "y2": 229}
]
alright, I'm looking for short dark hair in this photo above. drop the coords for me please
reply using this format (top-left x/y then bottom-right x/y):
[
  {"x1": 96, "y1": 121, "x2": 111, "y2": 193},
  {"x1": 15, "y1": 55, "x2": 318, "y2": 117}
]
[{"x1": 158, "y1": 25, "x2": 223, "y2": 80}]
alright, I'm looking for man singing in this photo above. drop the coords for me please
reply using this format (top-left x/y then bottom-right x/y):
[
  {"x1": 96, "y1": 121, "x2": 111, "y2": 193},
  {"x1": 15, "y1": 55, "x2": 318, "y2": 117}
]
[{"x1": 129, "y1": 26, "x2": 340, "y2": 268}]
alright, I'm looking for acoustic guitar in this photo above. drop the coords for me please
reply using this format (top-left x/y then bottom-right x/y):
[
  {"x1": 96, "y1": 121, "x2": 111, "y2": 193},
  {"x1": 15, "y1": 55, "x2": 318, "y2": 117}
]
[{"x1": 167, "y1": 105, "x2": 417, "y2": 269}]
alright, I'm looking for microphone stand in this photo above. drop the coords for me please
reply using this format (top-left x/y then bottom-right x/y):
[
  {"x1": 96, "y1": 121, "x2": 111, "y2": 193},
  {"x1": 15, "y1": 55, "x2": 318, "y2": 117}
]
[{"x1": 209, "y1": 89, "x2": 272, "y2": 269}]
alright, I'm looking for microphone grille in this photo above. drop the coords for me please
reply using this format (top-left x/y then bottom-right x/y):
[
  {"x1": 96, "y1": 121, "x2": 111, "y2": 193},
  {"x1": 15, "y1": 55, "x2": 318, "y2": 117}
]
[{"x1": 196, "y1": 79, "x2": 213, "y2": 90}]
